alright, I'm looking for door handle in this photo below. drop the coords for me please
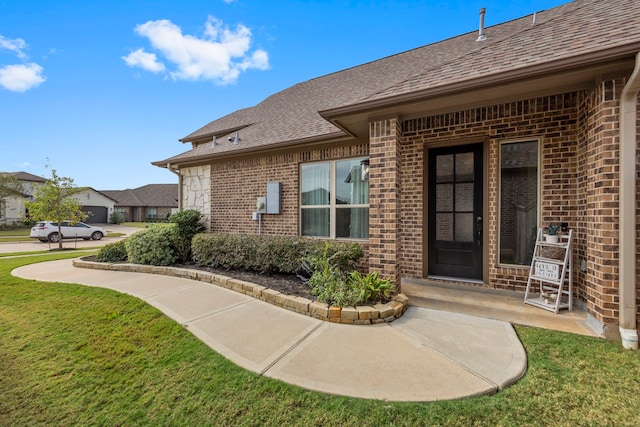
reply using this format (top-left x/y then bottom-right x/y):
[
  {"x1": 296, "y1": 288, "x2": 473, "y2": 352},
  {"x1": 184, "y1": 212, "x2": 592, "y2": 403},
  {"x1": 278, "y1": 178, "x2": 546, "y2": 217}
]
[{"x1": 476, "y1": 215, "x2": 483, "y2": 245}]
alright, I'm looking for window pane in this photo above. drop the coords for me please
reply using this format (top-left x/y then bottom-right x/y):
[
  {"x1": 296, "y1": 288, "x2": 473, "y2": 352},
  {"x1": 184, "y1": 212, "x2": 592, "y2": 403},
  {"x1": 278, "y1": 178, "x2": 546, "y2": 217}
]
[
  {"x1": 301, "y1": 208, "x2": 330, "y2": 237},
  {"x1": 455, "y1": 183, "x2": 474, "y2": 212},
  {"x1": 336, "y1": 159, "x2": 369, "y2": 205},
  {"x1": 456, "y1": 152, "x2": 474, "y2": 181},
  {"x1": 436, "y1": 183, "x2": 453, "y2": 211},
  {"x1": 301, "y1": 163, "x2": 330, "y2": 206},
  {"x1": 455, "y1": 213, "x2": 474, "y2": 242},
  {"x1": 336, "y1": 207, "x2": 369, "y2": 239},
  {"x1": 499, "y1": 140, "x2": 538, "y2": 265},
  {"x1": 436, "y1": 155, "x2": 454, "y2": 183},
  {"x1": 436, "y1": 213, "x2": 453, "y2": 241}
]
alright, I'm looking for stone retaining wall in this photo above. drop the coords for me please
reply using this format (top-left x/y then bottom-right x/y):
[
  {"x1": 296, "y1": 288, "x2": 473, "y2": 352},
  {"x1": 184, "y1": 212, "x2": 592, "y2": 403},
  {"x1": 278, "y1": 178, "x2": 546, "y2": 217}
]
[{"x1": 73, "y1": 258, "x2": 409, "y2": 324}]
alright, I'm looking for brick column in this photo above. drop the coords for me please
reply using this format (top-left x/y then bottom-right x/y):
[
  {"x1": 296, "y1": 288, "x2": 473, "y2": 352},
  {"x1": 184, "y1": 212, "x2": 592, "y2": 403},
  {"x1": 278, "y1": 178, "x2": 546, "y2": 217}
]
[{"x1": 368, "y1": 118, "x2": 402, "y2": 288}]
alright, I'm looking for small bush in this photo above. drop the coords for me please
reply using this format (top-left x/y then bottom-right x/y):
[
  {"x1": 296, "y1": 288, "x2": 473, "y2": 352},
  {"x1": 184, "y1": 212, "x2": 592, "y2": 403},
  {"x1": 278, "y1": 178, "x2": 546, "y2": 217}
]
[
  {"x1": 191, "y1": 233, "x2": 363, "y2": 275},
  {"x1": 169, "y1": 209, "x2": 206, "y2": 262},
  {"x1": 109, "y1": 212, "x2": 125, "y2": 224},
  {"x1": 124, "y1": 225, "x2": 178, "y2": 266},
  {"x1": 96, "y1": 239, "x2": 128, "y2": 262},
  {"x1": 307, "y1": 244, "x2": 361, "y2": 307}
]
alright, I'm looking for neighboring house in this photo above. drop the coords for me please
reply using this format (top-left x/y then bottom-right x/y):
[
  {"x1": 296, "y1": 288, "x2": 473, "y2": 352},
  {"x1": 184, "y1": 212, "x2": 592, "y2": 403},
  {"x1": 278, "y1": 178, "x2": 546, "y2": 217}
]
[
  {"x1": 153, "y1": 0, "x2": 640, "y2": 349},
  {"x1": 0, "y1": 172, "x2": 116, "y2": 224},
  {"x1": 0, "y1": 172, "x2": 46, "y2": 225},
  {"x1": 102, "y1": 184, "x2": 178, "y2": 222},
  {"x1": 69, "y1": 188, "x2": 117, "y2": 224}
]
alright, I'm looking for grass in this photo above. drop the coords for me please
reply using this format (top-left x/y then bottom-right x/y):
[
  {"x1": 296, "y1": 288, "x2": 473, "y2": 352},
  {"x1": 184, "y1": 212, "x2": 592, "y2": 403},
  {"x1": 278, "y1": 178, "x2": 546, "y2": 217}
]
[{"x1": 1, "y1": 254, "x2": 640, "y2": 426}]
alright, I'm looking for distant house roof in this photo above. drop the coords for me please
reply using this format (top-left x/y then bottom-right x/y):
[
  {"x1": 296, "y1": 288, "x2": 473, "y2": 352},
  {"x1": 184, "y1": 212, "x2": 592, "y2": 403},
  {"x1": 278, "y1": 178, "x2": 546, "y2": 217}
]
[
  {"x1": 153, "y1": 0, "x2": 640, "y2": 167},
  {"x1": 102, "y1": 184, "x2": 178, "y2": 208},
  {"x1": 7, "y1": 171, "x2": 47, "y2": 183}
]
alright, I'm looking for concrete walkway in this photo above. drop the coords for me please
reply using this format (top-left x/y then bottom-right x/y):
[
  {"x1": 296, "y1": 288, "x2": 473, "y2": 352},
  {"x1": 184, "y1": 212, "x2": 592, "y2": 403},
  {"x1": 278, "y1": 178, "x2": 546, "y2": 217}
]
[{"x1": 13, "y1": 259, "x2": 527, "y2": 402}]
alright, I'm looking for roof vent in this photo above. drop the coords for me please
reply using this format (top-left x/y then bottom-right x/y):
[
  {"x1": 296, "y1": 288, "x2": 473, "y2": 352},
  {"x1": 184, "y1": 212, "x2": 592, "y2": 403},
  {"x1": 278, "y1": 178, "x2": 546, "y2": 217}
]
[
  {"x1": 228, "y1": 131, "x2": 240, "y2": 143},
  {"x1": 476, "y1": 7, "x2": 487, "y2": 42}
]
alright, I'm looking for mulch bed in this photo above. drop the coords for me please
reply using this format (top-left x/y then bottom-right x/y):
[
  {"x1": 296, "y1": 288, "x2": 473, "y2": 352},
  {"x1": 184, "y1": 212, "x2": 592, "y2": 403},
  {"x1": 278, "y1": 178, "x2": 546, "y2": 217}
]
[{"x1": 169, "y1": 263, "x2": 315, "y2": 299}]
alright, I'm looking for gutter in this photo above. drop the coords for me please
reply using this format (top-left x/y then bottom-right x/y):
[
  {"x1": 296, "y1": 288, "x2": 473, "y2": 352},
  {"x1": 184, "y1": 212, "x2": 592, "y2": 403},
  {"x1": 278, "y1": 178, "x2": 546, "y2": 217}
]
[
  {"x1": 619, "y1": 52, "x2": 640, "y2": 350},
  {"x1": 166, "y1": 163, "x2": 183, "y2": 211}
]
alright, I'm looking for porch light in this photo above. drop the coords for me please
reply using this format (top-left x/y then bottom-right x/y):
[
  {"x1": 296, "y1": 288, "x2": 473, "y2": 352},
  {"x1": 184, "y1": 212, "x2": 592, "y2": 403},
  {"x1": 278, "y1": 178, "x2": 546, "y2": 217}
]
[{"x1": 361, "y1": 159, "x2": 370, "y2": 181}]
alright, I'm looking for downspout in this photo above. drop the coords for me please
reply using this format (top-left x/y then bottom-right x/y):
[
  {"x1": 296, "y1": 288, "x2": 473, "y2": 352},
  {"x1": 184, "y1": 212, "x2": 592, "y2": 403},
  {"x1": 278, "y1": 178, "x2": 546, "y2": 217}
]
[
  {"x1": 166, "y1": 163, "x2": 183, "y2": 211},
  {"x1": 619, "y1": 52, "x2": 640, "y2": 350}
]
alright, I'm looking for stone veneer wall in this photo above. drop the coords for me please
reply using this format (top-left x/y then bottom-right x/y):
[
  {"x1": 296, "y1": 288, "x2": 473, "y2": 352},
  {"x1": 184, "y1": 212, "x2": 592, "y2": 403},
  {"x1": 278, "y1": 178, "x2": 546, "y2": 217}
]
[
  {"x1": 182, "y1": 165, "x2": 211, "y2": 229},
  {"x1": 399, "y1": 92, "x2": 581, "y2": 295}
]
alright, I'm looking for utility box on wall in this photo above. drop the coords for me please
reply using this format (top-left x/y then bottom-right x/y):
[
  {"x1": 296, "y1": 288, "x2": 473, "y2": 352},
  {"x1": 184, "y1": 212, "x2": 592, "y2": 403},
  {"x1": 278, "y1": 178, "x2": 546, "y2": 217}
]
[{"x1": 266, "y1": 181, "x2": 281, "y2": 214}]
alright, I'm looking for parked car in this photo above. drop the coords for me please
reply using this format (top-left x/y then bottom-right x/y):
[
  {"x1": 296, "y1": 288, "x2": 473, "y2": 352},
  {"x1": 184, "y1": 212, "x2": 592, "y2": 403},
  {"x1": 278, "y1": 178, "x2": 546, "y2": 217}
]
[{"x1": 29, "y1": 221, "x2": 106, "y2": 243}]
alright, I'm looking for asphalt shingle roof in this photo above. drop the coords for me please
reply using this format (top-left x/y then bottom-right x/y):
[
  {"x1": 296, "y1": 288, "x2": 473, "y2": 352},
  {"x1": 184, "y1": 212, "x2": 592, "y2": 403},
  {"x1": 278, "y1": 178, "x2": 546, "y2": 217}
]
[
  {"x1": 157, "y1": 0, "x2": 640, "y2": 166},
  {"x1": 102, "y1": 184, "x2": 178, "y2": 208}
]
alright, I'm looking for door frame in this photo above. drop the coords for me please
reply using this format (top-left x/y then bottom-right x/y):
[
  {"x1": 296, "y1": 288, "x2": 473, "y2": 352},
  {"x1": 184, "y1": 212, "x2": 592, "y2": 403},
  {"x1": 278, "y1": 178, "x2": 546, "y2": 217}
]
[{"x1": 423, "y1": 138, "x2": 489, "y2": 283}]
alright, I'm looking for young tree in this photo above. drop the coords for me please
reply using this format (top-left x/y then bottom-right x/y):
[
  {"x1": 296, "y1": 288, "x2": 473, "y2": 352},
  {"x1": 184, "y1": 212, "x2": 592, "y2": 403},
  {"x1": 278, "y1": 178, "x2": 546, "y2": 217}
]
[{"x1": 24, "y1": 169, "x2": 88, "y2": 249}]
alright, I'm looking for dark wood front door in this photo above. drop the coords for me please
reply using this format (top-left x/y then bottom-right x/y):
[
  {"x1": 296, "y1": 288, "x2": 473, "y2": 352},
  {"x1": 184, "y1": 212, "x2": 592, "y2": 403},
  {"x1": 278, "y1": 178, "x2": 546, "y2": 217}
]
[{"x1": 428, "y1": 143, "x2": 483, "y2": 280}]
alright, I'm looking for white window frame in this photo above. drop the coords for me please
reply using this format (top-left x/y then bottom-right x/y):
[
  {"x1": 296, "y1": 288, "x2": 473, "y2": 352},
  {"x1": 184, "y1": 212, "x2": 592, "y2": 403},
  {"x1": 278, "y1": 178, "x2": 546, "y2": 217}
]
[{"x1": 300, "y1": 157, "x2": 369, "y2": 240}]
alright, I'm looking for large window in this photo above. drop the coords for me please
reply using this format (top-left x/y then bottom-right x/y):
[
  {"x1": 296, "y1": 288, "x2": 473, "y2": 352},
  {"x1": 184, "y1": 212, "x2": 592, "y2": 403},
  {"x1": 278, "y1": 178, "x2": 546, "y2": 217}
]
[
  {"x1": 499, "y1": 140, "x2": 539, "y2": 265},
  {"x1": 301, "y1": 158, "x2": 369, "y2": 239}
]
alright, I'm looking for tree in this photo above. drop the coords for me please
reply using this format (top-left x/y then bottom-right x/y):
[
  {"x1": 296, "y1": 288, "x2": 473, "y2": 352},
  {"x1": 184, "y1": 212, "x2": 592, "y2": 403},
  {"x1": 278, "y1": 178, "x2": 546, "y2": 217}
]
[
  {"x1": 24, "y1": 169, "x2": 88, "y2": 249},
  {"x1": 0, "y1": 172, "x2": 25, "y2": 205}
]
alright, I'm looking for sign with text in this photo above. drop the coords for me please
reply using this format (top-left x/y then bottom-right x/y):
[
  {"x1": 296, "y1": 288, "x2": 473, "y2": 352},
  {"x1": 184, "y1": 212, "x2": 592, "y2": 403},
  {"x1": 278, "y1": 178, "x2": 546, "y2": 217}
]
[{"x1": 535, "y1": 261, "x2": 559, "y2": 280}]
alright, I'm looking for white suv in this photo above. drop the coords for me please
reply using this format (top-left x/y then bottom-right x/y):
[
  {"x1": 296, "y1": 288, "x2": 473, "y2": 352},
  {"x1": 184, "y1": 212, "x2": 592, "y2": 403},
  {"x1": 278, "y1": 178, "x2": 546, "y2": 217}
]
[{"x1": 29, "y1": 221, "x2": 106, "y2": 243}]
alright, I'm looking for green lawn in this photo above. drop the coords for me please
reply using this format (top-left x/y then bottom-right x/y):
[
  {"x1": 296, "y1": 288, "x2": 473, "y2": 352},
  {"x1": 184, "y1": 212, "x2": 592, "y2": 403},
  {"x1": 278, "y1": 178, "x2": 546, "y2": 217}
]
[{"x1": 1, "y1": 253, "x2": 639, "y2": 426}]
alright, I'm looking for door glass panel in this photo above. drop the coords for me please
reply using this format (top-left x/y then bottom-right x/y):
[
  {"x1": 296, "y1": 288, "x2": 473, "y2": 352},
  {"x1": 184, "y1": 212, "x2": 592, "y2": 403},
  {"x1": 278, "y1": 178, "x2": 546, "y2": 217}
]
[
  {"x1": 456, "y1": 152, "x2": 474, "y2": 181},
  {"x1": 455, "y1": 213, "x2": 474, "y2": 242},
  {"x1": 436, "y1": 184, "x2": 453, "y2": 211},
  {"x1": 436, "y1": 213, "x2": 453, "y2": 240},
  {"x1": 455, "y1": 183, "x2": 474, "y2": 212},
  {"x1": 436, "y1": 155, "x2": 454, "y2": 183}
]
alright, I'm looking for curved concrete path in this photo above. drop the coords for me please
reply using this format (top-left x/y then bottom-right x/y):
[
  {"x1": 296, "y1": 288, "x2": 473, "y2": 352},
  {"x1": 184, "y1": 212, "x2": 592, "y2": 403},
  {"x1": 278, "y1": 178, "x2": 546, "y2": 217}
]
[{"x1": 13, "y1": 259, "x2": 527, "y2": 402}]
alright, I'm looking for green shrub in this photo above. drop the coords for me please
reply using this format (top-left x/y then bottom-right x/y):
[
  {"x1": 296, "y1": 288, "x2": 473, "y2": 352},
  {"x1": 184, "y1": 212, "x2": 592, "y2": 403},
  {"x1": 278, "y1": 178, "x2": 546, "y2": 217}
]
[
  {"x1": 96, "y1": 239, "x2": 128, "y2": 262},
  {"x1": 191, "y1": 233, "x2": 363, "y2": 275},
  {"x1": 109, "y1": 211, "x2": 125, "y2": 225},
  {"x1": 307, "y1": 244, "x2": 361, "y2": 307},
  {"x1": 169, "y1": 209, "x2": 206, "y2": 262},
  {"x1": 124, "y1": 225, "x2": 178, "y2": 266}
]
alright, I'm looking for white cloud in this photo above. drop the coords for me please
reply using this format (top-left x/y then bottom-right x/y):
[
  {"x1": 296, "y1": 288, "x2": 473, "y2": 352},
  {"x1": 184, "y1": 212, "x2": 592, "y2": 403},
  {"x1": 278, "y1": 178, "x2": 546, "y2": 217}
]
[
  {"x1": 125, "y1": 16, "x2": 269, "y2": 84},
  {"x1": 0, "y1": 63, "x2": 46, "y2": 92},
  {"x1": 122, "y1": 48, "x2": 166, "y2": 73},
  {"x1": 0, "y1": 35, "x2": 27, "y2": 59}
]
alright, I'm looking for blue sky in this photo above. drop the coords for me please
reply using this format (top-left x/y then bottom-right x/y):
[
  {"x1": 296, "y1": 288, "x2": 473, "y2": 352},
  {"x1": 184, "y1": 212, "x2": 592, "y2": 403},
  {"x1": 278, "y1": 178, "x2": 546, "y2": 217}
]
[{"x1": 1, "y1": 0, "x2": 567, "y2": 190}]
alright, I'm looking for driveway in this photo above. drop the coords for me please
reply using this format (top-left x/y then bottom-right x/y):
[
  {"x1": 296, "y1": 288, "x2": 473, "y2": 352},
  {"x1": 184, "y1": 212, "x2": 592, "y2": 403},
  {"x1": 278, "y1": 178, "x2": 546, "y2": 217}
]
[{"x1": 0, "y1": 224, "x2": 139, "y2": 254}]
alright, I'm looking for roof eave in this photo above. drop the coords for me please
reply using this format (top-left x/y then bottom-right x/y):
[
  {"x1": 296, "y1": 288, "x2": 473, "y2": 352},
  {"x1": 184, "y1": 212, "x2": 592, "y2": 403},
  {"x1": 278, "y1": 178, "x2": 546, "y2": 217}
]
[{"x1": 153, "y1": 131, "x2": 351, "y2": 169}]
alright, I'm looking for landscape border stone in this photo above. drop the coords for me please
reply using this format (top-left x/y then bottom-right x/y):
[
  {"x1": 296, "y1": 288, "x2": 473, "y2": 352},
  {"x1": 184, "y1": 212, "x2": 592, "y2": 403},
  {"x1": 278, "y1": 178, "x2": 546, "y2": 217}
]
[{"x1": 72, "y1": 258, "x2": 409, "y2": 324}]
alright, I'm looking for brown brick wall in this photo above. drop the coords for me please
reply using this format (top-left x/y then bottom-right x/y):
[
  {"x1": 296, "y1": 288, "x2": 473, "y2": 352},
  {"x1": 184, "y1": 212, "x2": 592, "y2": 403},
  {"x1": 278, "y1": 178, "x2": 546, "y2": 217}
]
[
  {"x1": 368, "y1": 118, "x2": 402, "y2": 286},
  {"x1": 209, "y1": 144, "x2": 369, "y2": 237},
  {"x1": 400, "y1": 93, "x2": 580, "y2": 293}
]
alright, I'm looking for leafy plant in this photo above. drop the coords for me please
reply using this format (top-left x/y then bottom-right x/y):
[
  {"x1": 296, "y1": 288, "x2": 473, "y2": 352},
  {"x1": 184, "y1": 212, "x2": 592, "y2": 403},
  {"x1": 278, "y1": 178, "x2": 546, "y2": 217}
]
[
  {"x1": 109, "y1": 211, "x2": 125, "y2": 224},
  {"x1": 168, "y1": 209, "x2": 206, "y2": 262},
  {"x1": 349, "y1": 270, "x2": 394, "y2": 303},
  {"x1": 96, "y1": 239, "x2": 128, "y2": 262},
  {"x1": 124, "y1": 225, "x2": 177, "y2": 266},
  {"x1": 547, "y1": 224, "x2": 561, "y2": 235},
  {"x1": 307, "y1": 244, "x2": 361, "y2": 307}
]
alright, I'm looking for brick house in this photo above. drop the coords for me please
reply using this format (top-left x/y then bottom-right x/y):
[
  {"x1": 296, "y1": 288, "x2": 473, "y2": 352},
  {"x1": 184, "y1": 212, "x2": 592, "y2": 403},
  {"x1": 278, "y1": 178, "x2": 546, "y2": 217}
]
[
  {"x1": 102, "y1": 184, "x2": 178, "y2": 222},
  {"x1": 154, "y1": 0, "x2": 640, "y2": 349}
]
